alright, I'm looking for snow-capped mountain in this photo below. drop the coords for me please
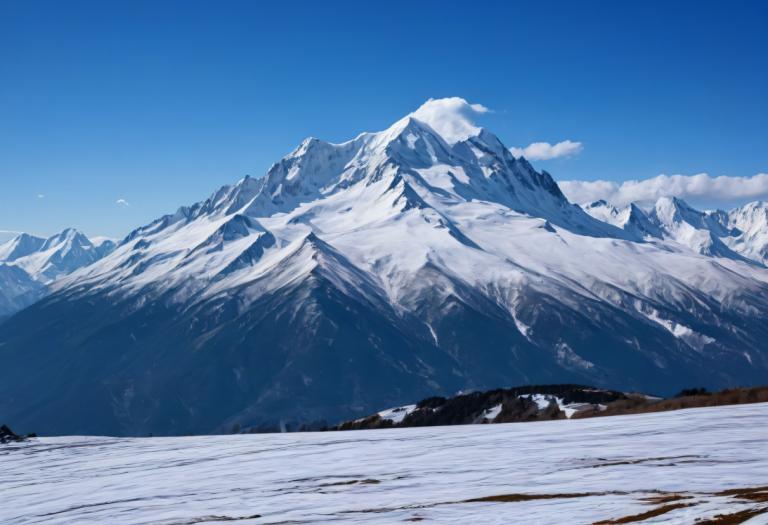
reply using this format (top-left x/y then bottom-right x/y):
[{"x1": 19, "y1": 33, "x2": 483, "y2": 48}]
[
  {"x1": 581, "y1": 200, "x2": 662, "y2": 240},
  {"x1": 725, "y1": 201, "x2": 768, "y2": 264},
  {"x1": 582, "y1": 197, "x2": 768, "y2": 264},
  {"x1": 9, "y1": 228, "x2": 116, "y2": 282},
  {"x1": 0, "y1": 229, "x2": 116, "y2": 318},
  {"x1": 1, "y1": 99, "x2": 768, "y2": 436}
]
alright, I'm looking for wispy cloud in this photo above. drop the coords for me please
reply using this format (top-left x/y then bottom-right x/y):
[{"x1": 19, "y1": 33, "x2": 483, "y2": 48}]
[
  {"x1": 116, "y1": 198, "x2": 130, "y2": 207},
  {"x1": 510, "y1": 140, "x2": 583, "y2": 161},
  {"x1": 559, "y1": 173, "x2": 768, "y2": 207},
  {"x1": 37, "y1": 194, "x2": 45, "y2": 199},
  {"x1": 411, "y1": 97, "x2": 490, "y2": 144}
]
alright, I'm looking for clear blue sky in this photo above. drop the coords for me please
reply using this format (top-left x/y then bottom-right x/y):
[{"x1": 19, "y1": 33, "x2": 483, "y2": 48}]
[{"x1": 1, "y1": 0, "x2": 766, "y2": 238}]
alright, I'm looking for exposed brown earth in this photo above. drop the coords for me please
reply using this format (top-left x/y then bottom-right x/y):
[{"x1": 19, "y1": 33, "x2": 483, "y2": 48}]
[
  {"x1": 592, "y1": 502, "x2": 696, "y2": 524},
  {"x1": 577, "y1": 387, "x2": 768, "y2": 419},
  {"x1": 463, "y1": 492, "x2": 602, "y2": 503},
  {"x1": 714, "y1": 485, "x2": 768, "y2": 502},
  {"x1": 640, "y1": 493, "x2": 693, "y2": 504},
  {"x1": 695, "y1": 508, "x2": 768, "y2": 524},
  {"x1": 328, "y1": 486, "x2": 768, "y2": 524}
]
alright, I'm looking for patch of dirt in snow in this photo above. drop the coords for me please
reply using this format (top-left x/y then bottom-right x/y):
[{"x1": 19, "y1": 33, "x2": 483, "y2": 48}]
[
  {"x1": 463, "y1": 491, "x2": 616, "y2": 502},
  {"x1": 696, "y1": 507, "x2": 768, "y2": 524},
  {"x1": 592, "y1": 502, "x2": 697, "y2": 524}
]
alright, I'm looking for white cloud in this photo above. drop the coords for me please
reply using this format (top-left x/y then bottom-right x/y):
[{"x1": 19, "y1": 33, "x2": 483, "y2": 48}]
[
  {"x1": 116, "y1": 198, "x2": 130, "y2": 207},
  {"x1": 37, "y1": 194, "x2": 45, "y2": 199},
  {"x1": 410, "y1": 97, "x2": 490, "y2": 144},
  {"x1": 559, "y1": 173, "x2": 768, "y2": 207},
  {"x1": 510, "y1": 140, "x2": 583, "y2": 161}
]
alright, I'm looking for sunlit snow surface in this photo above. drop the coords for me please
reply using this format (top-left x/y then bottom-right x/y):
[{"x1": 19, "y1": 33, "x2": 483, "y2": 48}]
[{"x1": 3, "y1": 404, "x2": 768, "y2": 524}]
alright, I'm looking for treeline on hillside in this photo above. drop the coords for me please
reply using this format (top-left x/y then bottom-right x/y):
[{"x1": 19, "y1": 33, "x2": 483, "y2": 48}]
[
  {"x1": 333, "y1": 385, "x2": 768, "y2": 431},
  {"x1": 577, "y1": 386, "x2": 768, "y2": 419}
]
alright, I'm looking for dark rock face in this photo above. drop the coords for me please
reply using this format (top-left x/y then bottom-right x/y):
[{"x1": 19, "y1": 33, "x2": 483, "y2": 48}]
[{"x1": 0, "y1": 424, "x2": 33, "y2": 444}]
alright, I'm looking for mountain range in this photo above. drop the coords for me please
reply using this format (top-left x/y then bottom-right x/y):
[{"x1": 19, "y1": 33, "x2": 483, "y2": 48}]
[
  {"x1": 0, "y1": 229, "x2": 115, "y2": 320},
  {"x1": 582, "y1": 197, "x2": 768, "y2": 263},
  {"x1": 1, "y1": 102, "x2": 767, "y2": 436}
]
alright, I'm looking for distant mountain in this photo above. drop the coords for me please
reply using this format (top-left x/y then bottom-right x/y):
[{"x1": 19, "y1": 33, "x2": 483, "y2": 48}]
[
  {"x1": 581, "y1": 200, "x2": 662, "y2": 240},
  {"x1": 0, "y1": 229, "x2": 115, "y2": 318},
  {"x1": 1, "y1": 100, "x2": 768, "y2": 436},
  {"x1": 582, "y1": 197, "x2": 768, "y2": 264},
  {"x1": 0, "y1": 233, "x2": 46, "y2": 262},
  {"x1": 725, "y1": 201, "x2": 768, "y2": 264}
]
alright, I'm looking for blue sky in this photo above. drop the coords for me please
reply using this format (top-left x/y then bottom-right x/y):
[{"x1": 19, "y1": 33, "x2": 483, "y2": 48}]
[{"x1": 1, "y1": 0, "x2": 766, "y2": 238}]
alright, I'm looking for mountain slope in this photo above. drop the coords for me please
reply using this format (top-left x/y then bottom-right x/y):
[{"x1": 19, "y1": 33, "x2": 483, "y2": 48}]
[
  {"x1": 2, "y1": 98, "x2": 768, "y2": 436},
  {"x1": 0, "y1": 264, "x2": 47, "y2": 321}
]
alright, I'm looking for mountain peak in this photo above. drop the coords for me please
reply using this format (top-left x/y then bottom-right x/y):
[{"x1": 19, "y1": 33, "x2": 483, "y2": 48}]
[
  {"x1": 41, "y1": 228, "x2": 91, "y2": 252},
  {"x1": 0, "y1": 233, "x2": 46, "y2": 262}
]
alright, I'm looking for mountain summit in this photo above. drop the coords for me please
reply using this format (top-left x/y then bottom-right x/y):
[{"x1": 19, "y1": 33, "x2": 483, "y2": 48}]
[{"x1": 1, "y1": 98, "x2": 768, "y2": 436}]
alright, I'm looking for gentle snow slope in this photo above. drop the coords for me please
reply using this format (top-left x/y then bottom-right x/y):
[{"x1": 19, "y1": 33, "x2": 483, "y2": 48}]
[{"x1": 2, "y1": 403, "x2": 767, "y2": 524}]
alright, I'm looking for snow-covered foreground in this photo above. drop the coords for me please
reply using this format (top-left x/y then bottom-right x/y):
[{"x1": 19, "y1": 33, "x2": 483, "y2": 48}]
[{"x1": 3, "y1": 404, "x2": 768, "y2": 524}]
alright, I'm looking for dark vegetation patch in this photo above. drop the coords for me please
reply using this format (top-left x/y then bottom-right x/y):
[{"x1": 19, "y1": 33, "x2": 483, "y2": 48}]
[
  {"x1": 334, "y1": 384, "x2": 626, "y2": 430},
  {"x1": 676, "y1": 387, "x2": 710, "y2": 397},
  {"x1": 0, "y1": 424, "x2": 35, "y2": 444},
  {"x1": 334, "y1": 384, "x2": 768, "y2": 431},
  {"x1": 579, "y1": 386, "x2": 768, "y2": 419}
]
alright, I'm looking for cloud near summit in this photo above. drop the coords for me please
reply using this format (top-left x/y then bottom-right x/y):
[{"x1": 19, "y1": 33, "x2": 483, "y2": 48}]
[
  {"x1": 410, "y1": 98, "x2": 583, "y2": 163},
  {"x1": 410, "y1": 97, "x2": 490, "y2": 144}
]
